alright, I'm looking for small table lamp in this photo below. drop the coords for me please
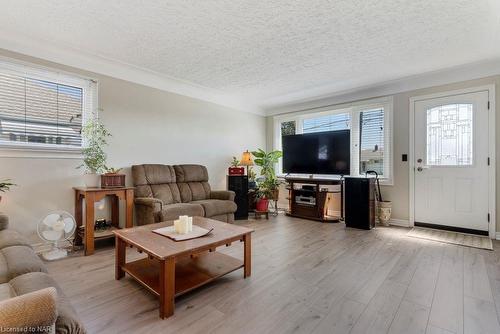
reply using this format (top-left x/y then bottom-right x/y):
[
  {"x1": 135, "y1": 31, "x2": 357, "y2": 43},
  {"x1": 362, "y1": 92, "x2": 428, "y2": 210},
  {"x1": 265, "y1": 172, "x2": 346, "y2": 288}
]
[{"x1": 240, "y1": 150, "x2": 254, "y2": 175}]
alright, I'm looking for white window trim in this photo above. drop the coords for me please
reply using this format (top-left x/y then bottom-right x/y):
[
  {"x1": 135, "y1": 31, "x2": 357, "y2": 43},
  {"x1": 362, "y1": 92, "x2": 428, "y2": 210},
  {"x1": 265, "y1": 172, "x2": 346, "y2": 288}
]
[
  {"x1": 0, "y1": 56, "x2": 98, "y2": 159},
  {"x1": 273, "y1": 96, "x2": 394, "y2": 185}
]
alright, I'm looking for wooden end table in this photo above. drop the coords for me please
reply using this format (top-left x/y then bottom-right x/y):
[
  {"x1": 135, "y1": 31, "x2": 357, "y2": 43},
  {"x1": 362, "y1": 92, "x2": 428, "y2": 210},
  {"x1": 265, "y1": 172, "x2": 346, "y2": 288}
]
[
  {"x1": 73, "y1": 187, "x2": 134, "y2": 256},
  {"x1": 113, "y1": 217, "x2": 253, "y2": 319}
]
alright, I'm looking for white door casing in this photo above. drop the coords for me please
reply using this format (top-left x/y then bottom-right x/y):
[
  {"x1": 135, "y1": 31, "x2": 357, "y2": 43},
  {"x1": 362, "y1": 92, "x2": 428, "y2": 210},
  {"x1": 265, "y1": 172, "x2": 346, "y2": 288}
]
[{"x1": 409, "y1": 86, "x2": 495, "y2": 238}]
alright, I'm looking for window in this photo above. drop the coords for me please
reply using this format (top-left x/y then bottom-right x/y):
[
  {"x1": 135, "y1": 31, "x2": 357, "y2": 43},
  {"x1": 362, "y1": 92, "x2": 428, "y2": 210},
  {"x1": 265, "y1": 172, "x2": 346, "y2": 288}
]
[
  {"x1": 281, "y1": 120, "x2": 296, "y2": 136},
  {"x1": 303, "y1": 113, "x2": 350, "y2": 133},
  {"x1": 0, "y1": 58, "x2": 97, "y2": 151},
  {"x1": 426, "y1": 104, "x2": 473, "y2": 166},
  {"x1": 274, "y1": 97, "x2": 393, "y2": 183},
  {"x1": 359, "y1": 108, "x2": 384, "y2": 175}
]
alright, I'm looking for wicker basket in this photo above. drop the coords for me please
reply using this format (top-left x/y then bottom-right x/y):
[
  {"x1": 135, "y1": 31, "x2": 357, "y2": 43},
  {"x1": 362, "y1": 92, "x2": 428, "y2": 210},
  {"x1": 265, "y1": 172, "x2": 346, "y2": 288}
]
[{"x1": 101, "y1": 174, "x2": 125, "y2": 188}]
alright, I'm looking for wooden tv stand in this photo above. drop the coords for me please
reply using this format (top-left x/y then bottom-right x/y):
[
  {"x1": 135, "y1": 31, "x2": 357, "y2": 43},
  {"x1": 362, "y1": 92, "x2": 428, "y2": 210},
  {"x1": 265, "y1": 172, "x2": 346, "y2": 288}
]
[{"x1": 285, "y1": 177, "x2": 343, "y2": 222}]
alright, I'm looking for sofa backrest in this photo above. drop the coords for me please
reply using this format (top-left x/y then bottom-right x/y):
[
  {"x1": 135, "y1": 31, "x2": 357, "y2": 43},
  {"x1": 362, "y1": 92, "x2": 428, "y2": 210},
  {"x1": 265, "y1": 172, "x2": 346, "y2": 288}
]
[
  {"x1": 131, "y1": 164, "x2": 211, "y2": 203},
  {"x1": 131, "y1": 164, "x2": 181, "y2": 204},
  {"x1": 174, "y1": 165, "x2": 211, "y2": 202}
]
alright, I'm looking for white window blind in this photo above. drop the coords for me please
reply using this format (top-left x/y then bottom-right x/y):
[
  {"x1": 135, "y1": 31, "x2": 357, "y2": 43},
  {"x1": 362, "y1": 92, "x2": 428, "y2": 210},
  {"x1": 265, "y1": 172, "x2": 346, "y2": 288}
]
[
  {"x1": 0, "y1": 59, "x2": 97, "y2": 150},
  {"x1": 303, "y1": 113, "x2": 350, "y2": 133},
  {"x1": 359, "y1": 108, "x2": 385, "y2": 175}
]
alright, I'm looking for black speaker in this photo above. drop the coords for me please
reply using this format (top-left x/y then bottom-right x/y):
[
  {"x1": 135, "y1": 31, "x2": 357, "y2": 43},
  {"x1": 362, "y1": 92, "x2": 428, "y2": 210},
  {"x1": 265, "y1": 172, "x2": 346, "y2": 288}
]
[
  {"x1": 227, "y1": 175, "x2": 248, "y2": 220},
  {"x1": 344, "y1": 177, "x2": 376, "y2": 229}
]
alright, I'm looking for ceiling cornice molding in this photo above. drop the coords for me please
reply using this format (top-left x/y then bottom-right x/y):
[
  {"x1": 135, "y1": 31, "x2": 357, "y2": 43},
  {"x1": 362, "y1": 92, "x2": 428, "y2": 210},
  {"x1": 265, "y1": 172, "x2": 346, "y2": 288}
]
[
  {"x1": 0, "y1": 30, "x2": 263, "y2": 115},
  {"x1": 264, "y1": 58, "x2": 500, "y2": 116},
  {"x1": 2, "y1": 29, "x2": 499, "y2": 118}
]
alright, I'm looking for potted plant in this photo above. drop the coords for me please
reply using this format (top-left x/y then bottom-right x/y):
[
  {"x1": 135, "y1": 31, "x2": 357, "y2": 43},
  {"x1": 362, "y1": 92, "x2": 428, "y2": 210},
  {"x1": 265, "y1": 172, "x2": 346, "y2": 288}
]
[
  {"x1": 248, "y1": 167, "x2": 257, "y2": 189},
  {"x1": 0, "y1": 179, "x2": 16, "y2": 203},
  {"x1": 78, "y1": 118, "x2": 111, "y2": 187},
  {"x1": 255, "y1": 184, "x2": 273, "y2": 212},
  {"x1": 252, "y1": 149, "x2": 283, "y2": 210},
  {"x1": 228, "y1": 157, "x2": 244, "y2": 175}
]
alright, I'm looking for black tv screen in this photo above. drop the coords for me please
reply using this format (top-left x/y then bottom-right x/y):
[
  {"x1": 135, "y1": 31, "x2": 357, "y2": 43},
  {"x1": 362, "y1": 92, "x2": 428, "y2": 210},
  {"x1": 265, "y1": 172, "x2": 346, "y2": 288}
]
[{"x1": 282, "y1": 130, "x2": 350, "y2": 175}]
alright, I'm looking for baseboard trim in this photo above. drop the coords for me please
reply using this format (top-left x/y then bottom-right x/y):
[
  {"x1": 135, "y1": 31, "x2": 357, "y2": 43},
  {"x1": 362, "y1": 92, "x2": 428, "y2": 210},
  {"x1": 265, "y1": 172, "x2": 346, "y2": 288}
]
[{"x1": 388, "y1": 219, "x2": 410, "y2": 227}]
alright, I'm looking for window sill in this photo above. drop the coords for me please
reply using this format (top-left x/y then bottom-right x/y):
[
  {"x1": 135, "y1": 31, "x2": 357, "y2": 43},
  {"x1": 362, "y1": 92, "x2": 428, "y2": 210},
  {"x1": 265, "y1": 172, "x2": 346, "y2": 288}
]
[{"x1": 0, "y1": 145, "x2": 83, "y2": 159}]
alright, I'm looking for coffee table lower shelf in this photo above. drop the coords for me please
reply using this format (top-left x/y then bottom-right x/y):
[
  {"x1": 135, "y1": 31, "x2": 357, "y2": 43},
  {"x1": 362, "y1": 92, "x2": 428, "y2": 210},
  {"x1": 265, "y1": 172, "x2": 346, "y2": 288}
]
[{"x1": 121, "y1": 252, "x2": 244, "y2": 298}]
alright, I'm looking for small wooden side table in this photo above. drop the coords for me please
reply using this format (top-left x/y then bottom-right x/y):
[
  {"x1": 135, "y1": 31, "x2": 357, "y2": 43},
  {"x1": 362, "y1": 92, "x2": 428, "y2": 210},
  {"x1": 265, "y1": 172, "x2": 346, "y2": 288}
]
[{"x1": 73, "y1": 187, "x2": 134, "y2": 256}]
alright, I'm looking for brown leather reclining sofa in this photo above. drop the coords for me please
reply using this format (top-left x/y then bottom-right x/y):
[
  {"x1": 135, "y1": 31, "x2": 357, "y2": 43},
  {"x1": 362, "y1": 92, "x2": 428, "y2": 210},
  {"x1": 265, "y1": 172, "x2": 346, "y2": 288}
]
[{"x1": 132, "y1": 164, "x2": 237, "y2": 225}]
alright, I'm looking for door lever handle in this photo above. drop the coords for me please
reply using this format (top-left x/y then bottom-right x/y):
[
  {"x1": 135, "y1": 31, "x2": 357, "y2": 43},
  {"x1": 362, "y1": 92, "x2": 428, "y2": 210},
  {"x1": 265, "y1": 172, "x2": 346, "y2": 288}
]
[{"x1": 417, "y1": 166, "x2": 430, "y2": 172}]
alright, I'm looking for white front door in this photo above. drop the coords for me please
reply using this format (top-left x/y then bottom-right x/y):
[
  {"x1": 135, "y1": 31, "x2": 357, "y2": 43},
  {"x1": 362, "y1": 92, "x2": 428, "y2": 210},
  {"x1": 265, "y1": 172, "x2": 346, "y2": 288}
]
[{"x1": 414, "y1": 90, "x2": 490, "y2": 232}]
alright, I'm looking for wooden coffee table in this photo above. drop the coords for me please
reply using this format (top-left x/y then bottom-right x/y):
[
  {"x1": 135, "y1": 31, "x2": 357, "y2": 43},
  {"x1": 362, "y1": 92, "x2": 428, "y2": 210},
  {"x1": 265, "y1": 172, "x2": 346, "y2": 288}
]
[{"x1": 113, "y1": 217, "x2": 253, "y2": 319}]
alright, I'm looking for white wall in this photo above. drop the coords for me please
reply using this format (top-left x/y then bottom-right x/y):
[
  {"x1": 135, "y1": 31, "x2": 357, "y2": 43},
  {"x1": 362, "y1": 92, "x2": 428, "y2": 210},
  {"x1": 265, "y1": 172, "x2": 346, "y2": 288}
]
[{"x1": 0, "y1": 50, "x2": 267, "y2": 243}]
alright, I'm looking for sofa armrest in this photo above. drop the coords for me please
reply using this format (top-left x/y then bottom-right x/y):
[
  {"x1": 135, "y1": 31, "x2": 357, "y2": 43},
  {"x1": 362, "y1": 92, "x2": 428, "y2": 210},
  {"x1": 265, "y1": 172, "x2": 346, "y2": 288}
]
[
  {"x1": 134, "y1": 197, "x2": 163, "y2": 210},
  {"x1": 210, "y1": 190, "x2": 235, "y2": 201},
  {"x1": 0, "y1": 287, "x2": 58, "y2": 330}
]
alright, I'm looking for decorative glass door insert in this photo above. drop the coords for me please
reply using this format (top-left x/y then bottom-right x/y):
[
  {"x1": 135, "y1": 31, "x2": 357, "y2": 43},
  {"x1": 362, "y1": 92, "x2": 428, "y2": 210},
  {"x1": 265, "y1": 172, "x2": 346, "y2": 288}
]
[{"x1": 426, "y1": 103, "x2": 473, "y2": 166}]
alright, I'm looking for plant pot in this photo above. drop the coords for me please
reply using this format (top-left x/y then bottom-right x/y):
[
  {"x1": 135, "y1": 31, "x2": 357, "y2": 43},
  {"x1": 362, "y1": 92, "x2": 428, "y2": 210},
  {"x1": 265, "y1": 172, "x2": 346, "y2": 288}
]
[
  {"x1": 228, "y1": 167, "x2": 244, "y2": 175},
  {"x1": 378, "y1": 201, "x2": 392, "y2": 226},
  {"x1": 256, "y1": 198, "x2": 269, "y2": 212},
  {"x1": 83, "y1": 173, "x2": 100, "y2": 188},
  {"x1": 101, "y1": 173, "x2": 125, "y2": 188}
]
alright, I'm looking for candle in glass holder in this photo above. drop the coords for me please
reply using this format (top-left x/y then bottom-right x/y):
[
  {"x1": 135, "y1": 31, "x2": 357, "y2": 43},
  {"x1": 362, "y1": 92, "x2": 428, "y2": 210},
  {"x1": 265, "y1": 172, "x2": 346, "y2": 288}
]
[
  {"x1": 174, "y1": 219, "x2": 181, "y2": 233},
  {"x1": 177, "y1": 215, "x2": 189, "y2": 234}
]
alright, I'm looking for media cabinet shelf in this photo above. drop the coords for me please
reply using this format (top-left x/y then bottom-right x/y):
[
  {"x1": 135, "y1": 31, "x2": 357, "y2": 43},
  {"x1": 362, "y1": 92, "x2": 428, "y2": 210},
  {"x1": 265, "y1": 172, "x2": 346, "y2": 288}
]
[{"x1": 285, "y1": 177, "x2": 343, "y2": 222}]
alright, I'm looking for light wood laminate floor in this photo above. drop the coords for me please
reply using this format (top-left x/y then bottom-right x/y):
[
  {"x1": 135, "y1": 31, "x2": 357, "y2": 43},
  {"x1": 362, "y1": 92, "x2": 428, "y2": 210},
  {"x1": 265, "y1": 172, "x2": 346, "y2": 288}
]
[{"x1": 47, "y1": 215, "x2": 500, "y2": 334}]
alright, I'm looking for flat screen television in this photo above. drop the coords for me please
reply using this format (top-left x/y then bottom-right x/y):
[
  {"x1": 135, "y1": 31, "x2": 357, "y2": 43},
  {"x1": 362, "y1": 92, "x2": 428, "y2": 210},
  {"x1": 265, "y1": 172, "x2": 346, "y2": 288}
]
[{"x1": 282, "y1": 130, "x2": 350, "y2": 175}]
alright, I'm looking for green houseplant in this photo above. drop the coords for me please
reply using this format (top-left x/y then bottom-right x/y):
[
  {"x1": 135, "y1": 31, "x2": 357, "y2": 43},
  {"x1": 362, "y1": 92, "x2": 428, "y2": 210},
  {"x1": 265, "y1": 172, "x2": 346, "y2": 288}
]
[
  {"x1": 248, "y1": 167, "x2": 257, "y2": 189},
  {"x1": 78, "y1": 118, "x2": 111, "y2": 187},
  {"x1": 252, "y1": 149, "x2": 282, "y2": 211},
  {"x1": 0, "y1": 179, "x2": 16, "y2": 203},
  {"x1": 230, "y1": 157, "x2": 240, "y2": 167}
]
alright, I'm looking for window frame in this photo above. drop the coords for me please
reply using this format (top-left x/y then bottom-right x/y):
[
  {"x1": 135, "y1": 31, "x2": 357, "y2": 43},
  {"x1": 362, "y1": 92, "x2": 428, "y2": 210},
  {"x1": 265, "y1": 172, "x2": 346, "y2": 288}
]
[
  {"x1": 0, "y1": 56, "x2": 98, "y2": 158},
  {"x1": 273, "y1": 96, "x2": 394, "y2": 185}
]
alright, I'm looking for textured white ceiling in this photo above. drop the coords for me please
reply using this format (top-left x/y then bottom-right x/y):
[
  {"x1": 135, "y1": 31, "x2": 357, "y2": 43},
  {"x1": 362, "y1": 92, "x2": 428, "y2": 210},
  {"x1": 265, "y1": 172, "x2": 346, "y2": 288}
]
[{"x1": 1, "y1": 0, "x2": 499, "y2": 112}]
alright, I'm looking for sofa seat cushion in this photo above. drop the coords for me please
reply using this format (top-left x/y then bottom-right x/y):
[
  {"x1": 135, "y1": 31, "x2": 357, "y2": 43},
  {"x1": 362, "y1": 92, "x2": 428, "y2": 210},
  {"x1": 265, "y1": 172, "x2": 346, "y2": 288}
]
[
  {"x1": 0, "y1": 283, "x2": 15, "y2": 301},
  {"x1": 177, "y1": 182, "x2": 211, "y2": 202},
  {"x1": 0, "y1": 246, "x2": 47, "y2": 283},
  {"x1": 0, "y1": 229, "x2": 31, "y2": 250},
  {"x1": 190, "y1": 200, "x2": 237, "y2": 218},
  {"x1": 159, "y1": 203, "x2": 205, "y2": 221},
  {"x1": 151, "y1": 184, "x2": 181, "y2": 205},
  {"x1": 10, "y1": 272, "x2": 86, "y2": 334}
]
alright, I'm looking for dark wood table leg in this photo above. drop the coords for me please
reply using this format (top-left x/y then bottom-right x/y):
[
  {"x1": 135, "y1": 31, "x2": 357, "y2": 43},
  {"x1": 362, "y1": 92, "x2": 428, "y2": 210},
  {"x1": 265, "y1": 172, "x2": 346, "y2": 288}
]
[
  {"x1": 111, "y1": 194, "x2": 119, "y2": 228},
  {"x1": 125, "y1": 189, "x2": 134, "y2": 228},
  {"x1": 84, "y1": 192, "x2": 95, "y2": 256},
  {"x1": 159, "y1": 257, "x2": 175, "y2": 319},
  {"x1": 244, "y1": 233, "x2": 251, "y2": 278},
  {"x1": 115, "y1": 236, "x2": 126, "y2": 280},
  {"x1": 74, "y1": 191, "x2": 83, "y2": 246}
]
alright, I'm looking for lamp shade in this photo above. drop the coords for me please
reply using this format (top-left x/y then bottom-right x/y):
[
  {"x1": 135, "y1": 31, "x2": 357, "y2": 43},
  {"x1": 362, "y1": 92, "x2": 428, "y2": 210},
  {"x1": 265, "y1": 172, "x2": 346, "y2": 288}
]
[{"x1": 240, "y1": 150, "x2": 254, "y2": 166}]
